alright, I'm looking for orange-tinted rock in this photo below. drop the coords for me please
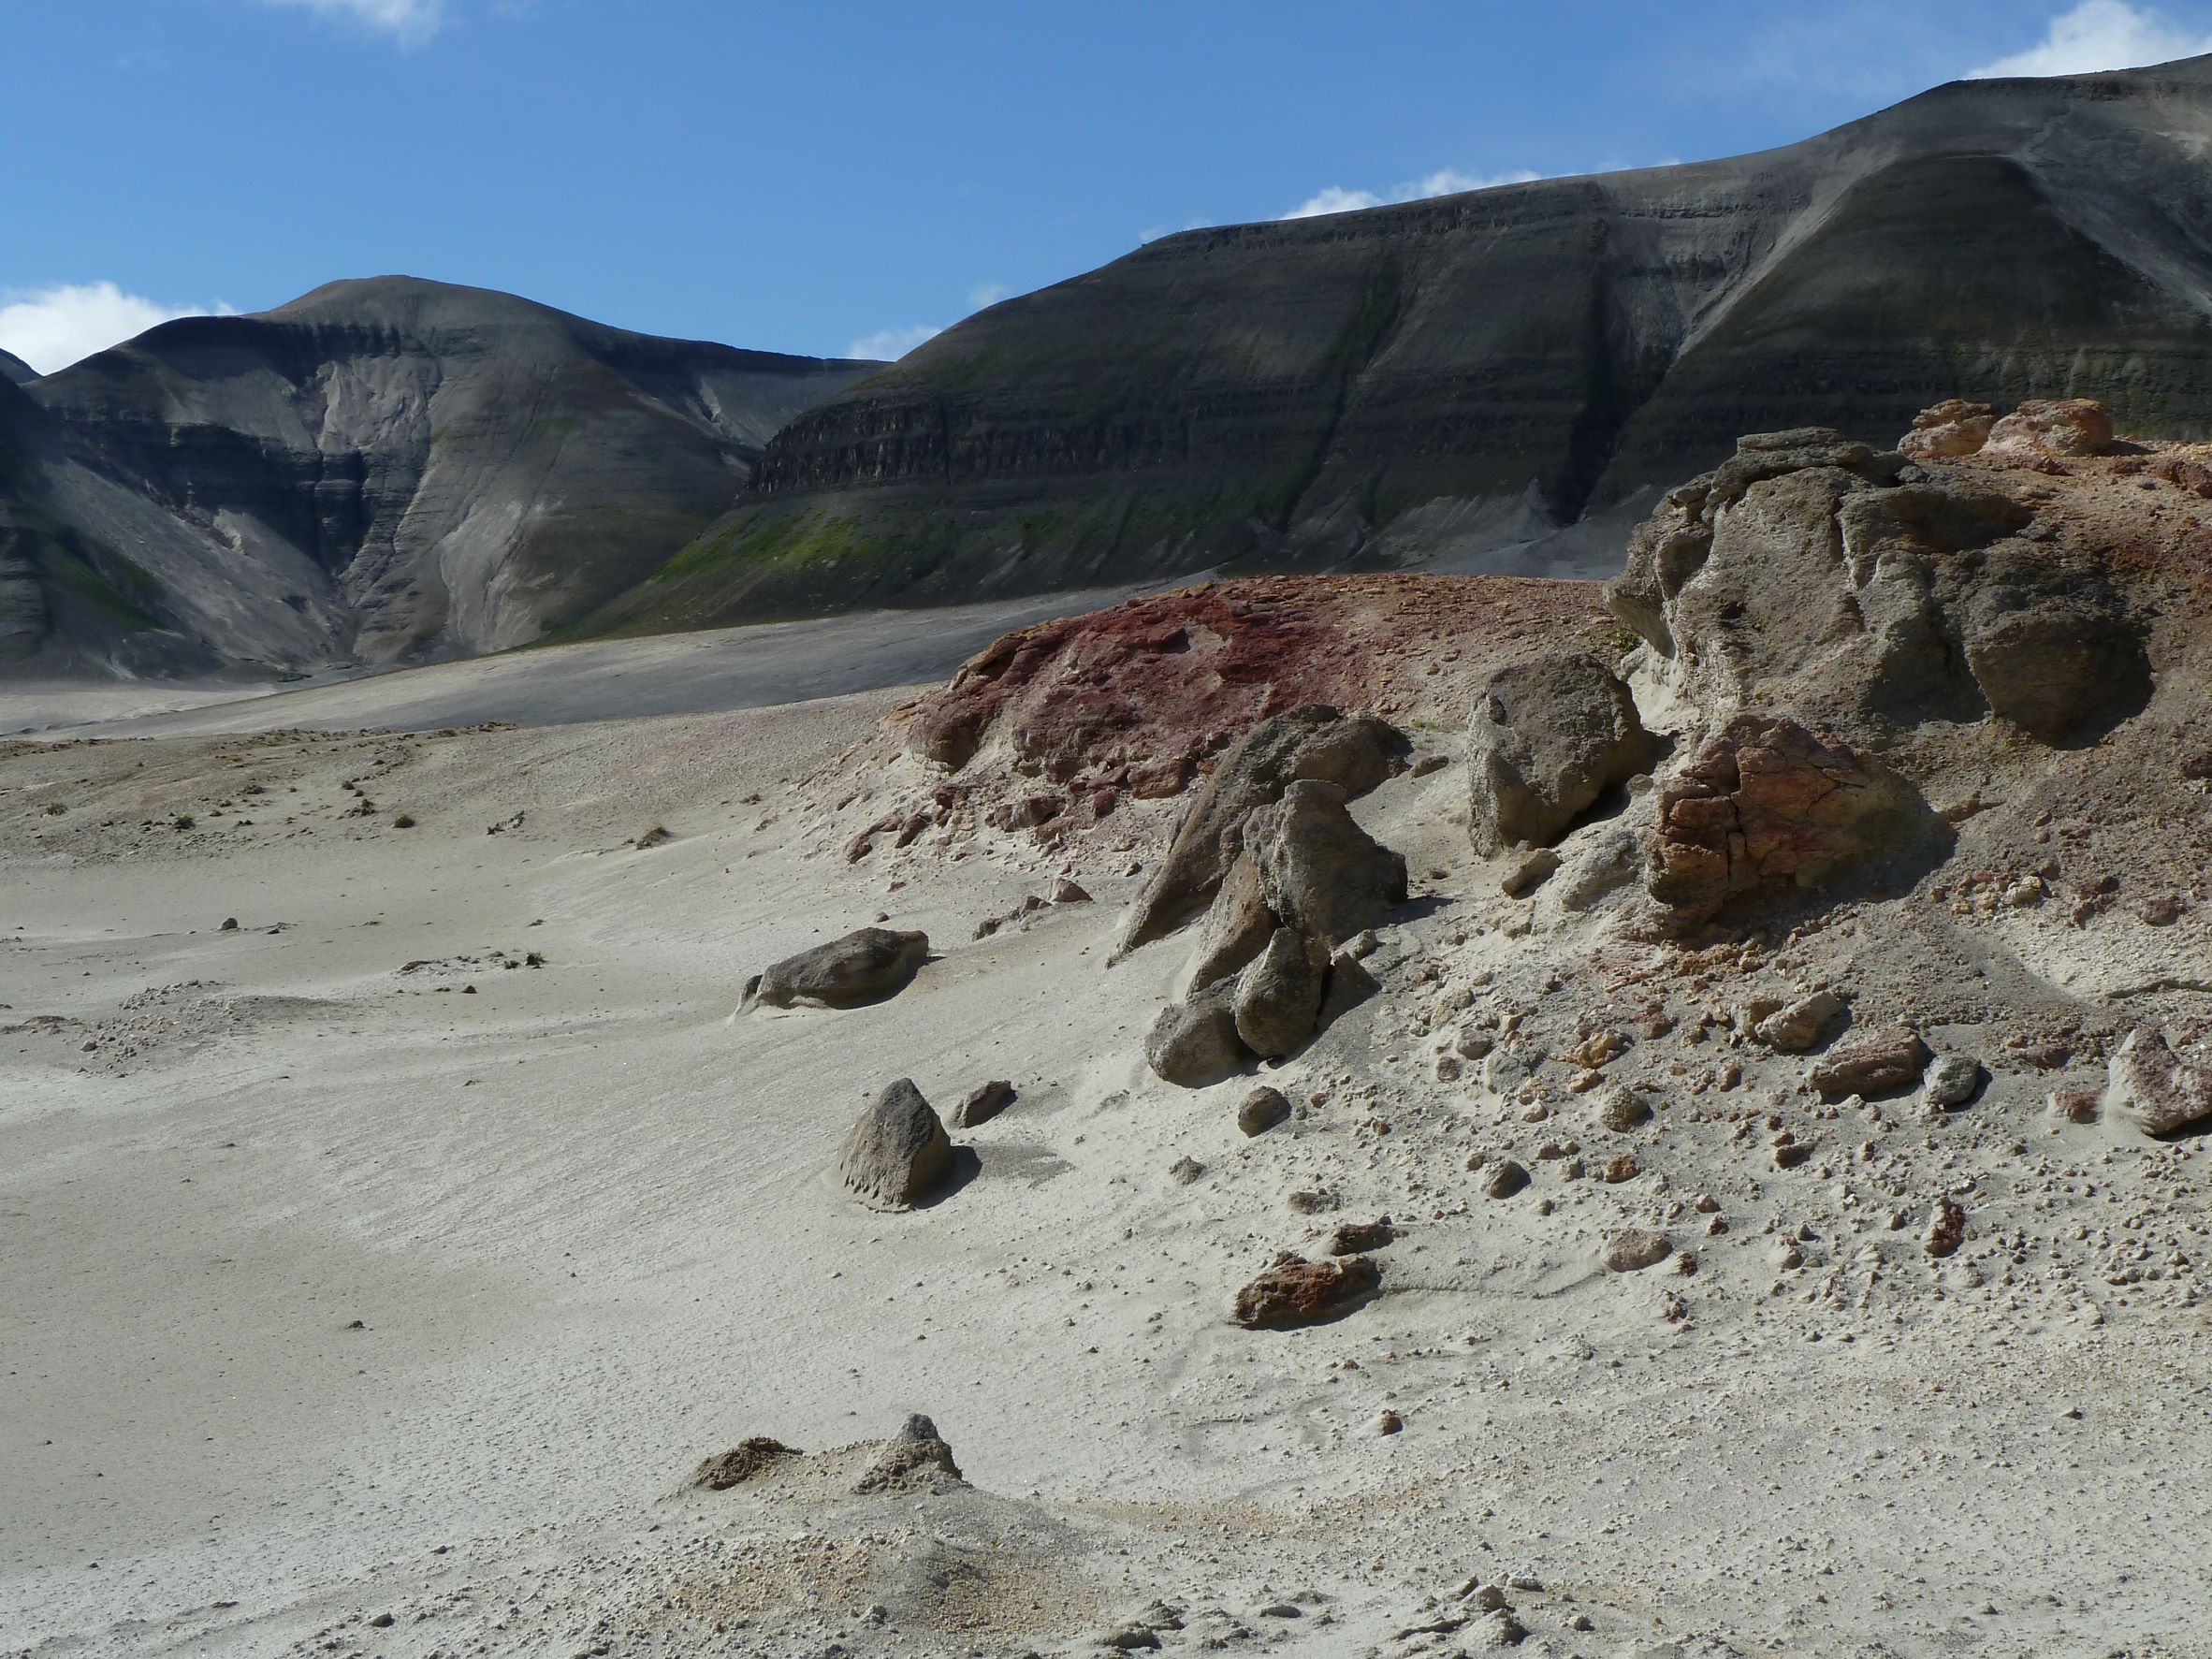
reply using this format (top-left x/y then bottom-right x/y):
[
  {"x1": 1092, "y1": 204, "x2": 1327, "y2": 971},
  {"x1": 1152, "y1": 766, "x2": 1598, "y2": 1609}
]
[
  {"x1": 1899, "y1": 399, "x2": 1997, "y2": 460},
  {"x1": 1983, "y1": 398, "x2": 2115, "y2": 460},
  {"x1": 1646, "y1": 714, "x2": 1926, "y2": 926}
]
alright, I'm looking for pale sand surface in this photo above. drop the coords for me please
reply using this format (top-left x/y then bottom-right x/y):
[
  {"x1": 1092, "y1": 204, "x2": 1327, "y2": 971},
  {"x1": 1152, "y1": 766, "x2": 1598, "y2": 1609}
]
[
  {"x1": 0, "y1": 584, "x2": 1151, "y2": 741},
  {"x1": 3, "y1": 691, "x2": 2208, "y2": 1657}
]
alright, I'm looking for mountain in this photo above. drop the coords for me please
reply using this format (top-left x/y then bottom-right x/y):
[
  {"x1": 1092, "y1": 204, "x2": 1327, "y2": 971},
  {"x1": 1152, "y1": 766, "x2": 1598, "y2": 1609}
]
[
  {"x1": 590, "y1": 55, "x2": 2212, "y2": 634},
  {"x1": 1, "y1": 277, "x2": 877, "y2": 674},
  {"x1": 0, "y1": 348, "x2": 35, "y2": 386}
]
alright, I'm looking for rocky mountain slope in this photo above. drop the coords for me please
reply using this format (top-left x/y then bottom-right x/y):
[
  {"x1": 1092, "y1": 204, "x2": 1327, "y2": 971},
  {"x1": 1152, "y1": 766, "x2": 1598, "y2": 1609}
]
[
  {"x1": 0, "y1": 348, "x2": 35, "y2": 386},
  {"x1": 600, "y1": 54, "x2": 2212, "y2": 636},
  {"x1": 0, "y1": 277, "x2": 876, "y2": 675}
]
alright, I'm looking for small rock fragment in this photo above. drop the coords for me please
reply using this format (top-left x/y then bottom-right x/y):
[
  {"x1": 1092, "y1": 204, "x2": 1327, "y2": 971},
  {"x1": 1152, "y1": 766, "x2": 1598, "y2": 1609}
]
[
  {"x1": 1328, "y1": 1219, "x2": 1398, "y2": 1255},
  {"x1": 1924, "y1": 1199, "x2": 1966, "y2": 1259},
  {"x1": 1238, "y1": 1084, "x2": 1292, "y2": 1136},
  {"x1": 1482, "y1": 1159, "x2": 1530, "y2": 1200},
  {"x1": 1754, "y1": 990, "x2": 1845, "y2": 1053},
  {"x1": 1605, "y1": 1230, "x2": 1672, "y2": 1273},
  {"x1": 1376, "y1": 1409, "x2": 1404, "y2": 1435},
  {"x1": 1808, "y1": 1028, "x2": 1931, "y2": 1100},
  {"x1": 1596, "y1": 1084, "x2": 1651, "y2": 1131},
  {"x1": 1920, "y1": 1054, "x2": 1983, "y2": 1112},
  {"x1": 1467, "y1": 1607, "x2": 1527, "y2": 1649},
  {"x1": 1231, "y1": 1251, "x2": 1379, "y2": 1328},
  {"x1": 949, "y1": 1079, "x2": 1015, "y2": 1128}
]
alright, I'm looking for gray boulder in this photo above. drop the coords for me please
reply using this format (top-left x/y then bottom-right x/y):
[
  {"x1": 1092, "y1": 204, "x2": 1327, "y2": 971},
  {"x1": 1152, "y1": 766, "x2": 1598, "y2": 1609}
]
[
  {"x1": 1238, "y1": 1085, "x2": 1292, "y2": 1136},
  {"x1": 1184, "y1": 852, "x2": 1278, "y2": 994},
  {"x1": 1921, "y1": 1054, "x2": 1984, "y2": 1112},
  {"x1": 837, "y1": 1080, "x2": 953, "y2": 1210},
  {"x1": 1115, "y1": 706, "x2": 1404, "y2": 957},
  {"x1": 1144, "y1": 981, "x2": 1248, "y2": 1087},
  {"x1": 747, "y1": 927, "x2": 928, "y2": 1011},
  {"x1": 1233, "y1": 927, "x2": 1329, "y2": 1059},
  {"x1": 1240, "y1": 779, "x2": 1406, "y2": 949},
  {"x1": 1469, "y1": 652, "x2": 1660, "y2": 853}
]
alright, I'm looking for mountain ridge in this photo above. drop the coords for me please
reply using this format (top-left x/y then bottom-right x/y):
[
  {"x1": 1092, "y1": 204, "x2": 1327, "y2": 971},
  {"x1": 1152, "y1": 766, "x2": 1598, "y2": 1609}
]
[
  {"x1": 587, "y1": 54, "x2": 2212, "y2": 635},
  {"x1": 2, "y1": 275, "x2": 879, "y2": 675}
]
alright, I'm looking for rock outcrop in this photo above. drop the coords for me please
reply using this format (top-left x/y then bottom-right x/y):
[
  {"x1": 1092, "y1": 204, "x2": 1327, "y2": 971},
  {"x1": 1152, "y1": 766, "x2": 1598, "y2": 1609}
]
[
  {"x1": 1609, "y1": 412, "x2": 2151, "y2": 747},
  {"x1": 1468, "y1": 652, "x2": 1660, "y2": 853},
  {"x1": 746, "y1": 927, "x2": 928, "y2": 1011},
  {"x1": 689, "y1": 1437, "x2": 799, "y2": 1491},
  {"x1": 1117, "y1": 706, "x2": 1404, "y2": 956},
  {"x1": 837, "y1": 1080, "x2": 953, "y2": 1210},
  {"x1": 1143, "y1": 777, "x2": 1408, "y2": 1083},
  {"x1": 1984, "y1": 398, "x2": 2117, "y2": 461}
]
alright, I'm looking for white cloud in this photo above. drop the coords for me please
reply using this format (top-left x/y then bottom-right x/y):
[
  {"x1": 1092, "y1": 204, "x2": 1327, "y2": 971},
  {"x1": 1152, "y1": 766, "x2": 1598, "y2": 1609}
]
[
  {"x1": 0, "y1": 282, "x2": 236, "y2": 376},
  {"x1": 257, "y1": 0, "x2": 447, "y2": 45},
  {"x1": 846, "y1": 324, "x2": 941, "y2": 362},
  {"x1": 1282, "y1": 167, "x2": 1543, "y2": 220},
  {"x1": 1968, "y1": 0, "x2": 2212, "y2": 78},
  {"x1": 968, "y1": 282, "x2": 1010, "y2": 310}
]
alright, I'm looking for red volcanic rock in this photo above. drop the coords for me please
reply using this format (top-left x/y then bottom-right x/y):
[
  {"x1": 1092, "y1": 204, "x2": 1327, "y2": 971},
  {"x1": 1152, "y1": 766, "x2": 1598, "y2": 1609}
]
[
  {"x1": 906, "y1": 575, "x2": 1612, "y2": 789},
  {"x1": 1647, "y1": 714, "x2": 1925, "y2": 926},
  {"x1": 1231, "y1": 1251, "x2": 1379, "y2": 1328}
]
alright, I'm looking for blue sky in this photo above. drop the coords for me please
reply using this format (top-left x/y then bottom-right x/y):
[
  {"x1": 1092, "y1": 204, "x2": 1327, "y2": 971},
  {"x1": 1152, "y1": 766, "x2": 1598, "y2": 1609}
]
[{"x1": 5, "y1": 0, "x2": 2212, "y2": 371}]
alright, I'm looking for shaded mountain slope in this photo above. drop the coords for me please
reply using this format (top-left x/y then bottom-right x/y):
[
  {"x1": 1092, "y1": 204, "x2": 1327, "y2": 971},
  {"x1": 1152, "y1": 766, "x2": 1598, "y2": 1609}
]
[
  {"x1": 593, "y1": 55, "x2": 2212, "y2": 634},
  {"x1": 3, "y1": 277, "x2": 876, "y2": 674},
  {"x1": 0, "y1": 348, "x2": 35, "y2": 386}
]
